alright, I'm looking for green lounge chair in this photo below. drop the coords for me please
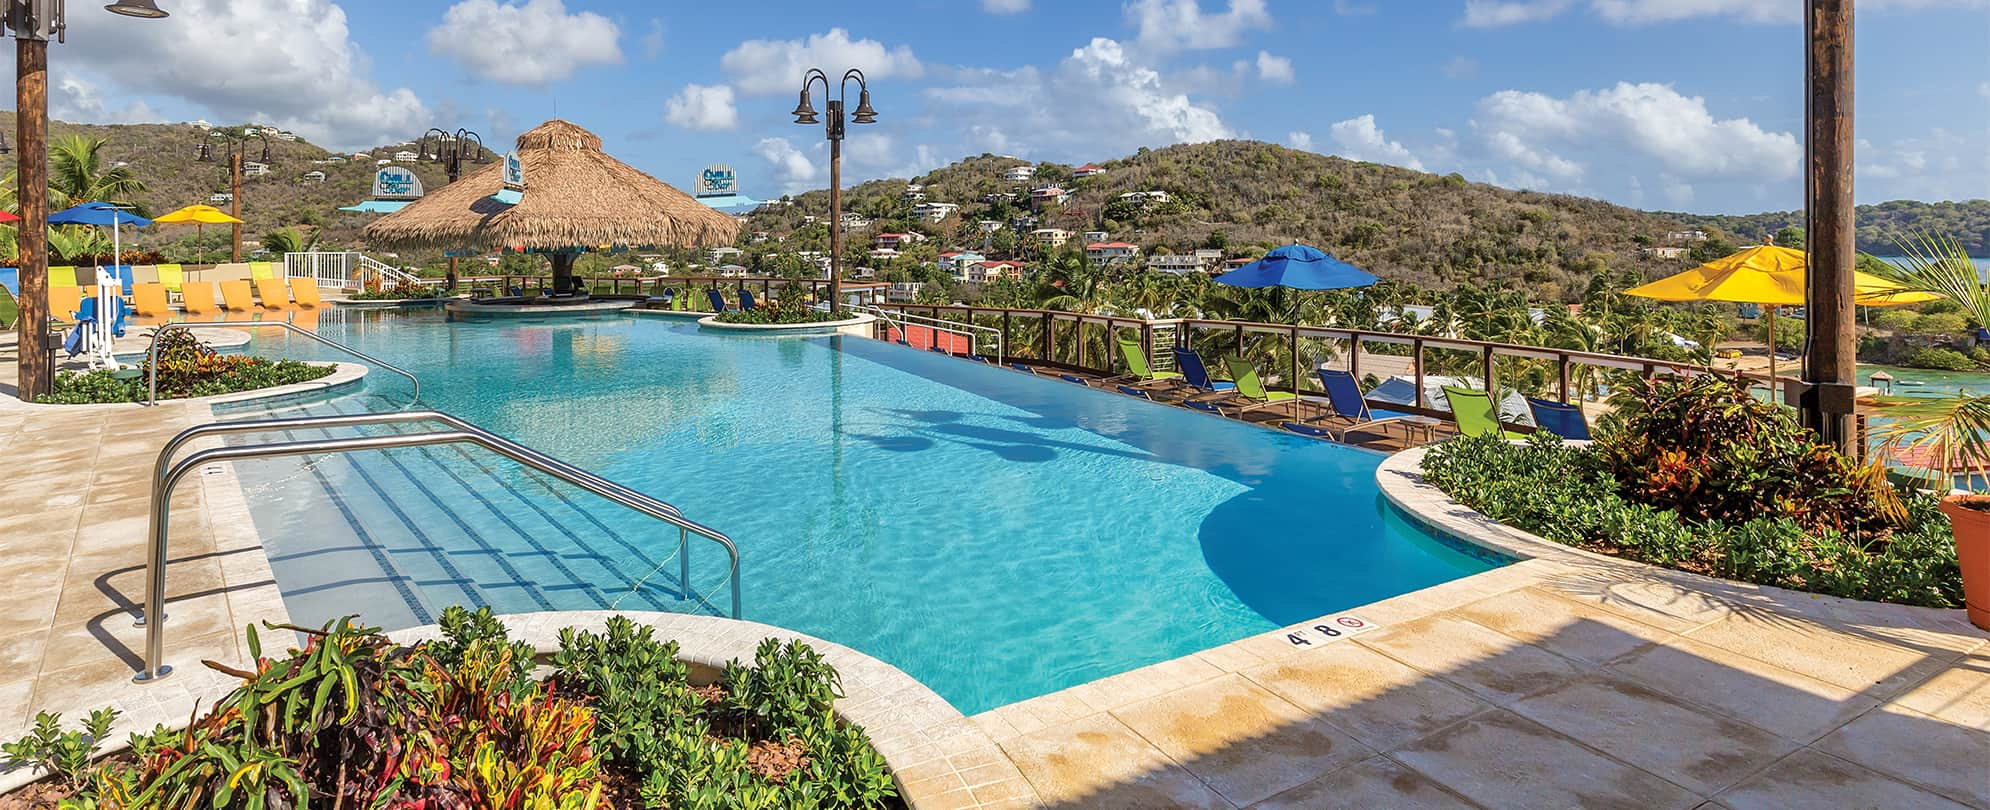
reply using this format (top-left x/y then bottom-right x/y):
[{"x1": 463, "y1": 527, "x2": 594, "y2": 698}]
[
  {"x1": 1442, "y1": 385, "x2": 1525, "y2": 439},
  {"x1": 1219, "y1": 356, "x2": 1302, "y2": 416},
  {"x1": 1112, "y1": 338, "x2": 1182, "y2": 386}
]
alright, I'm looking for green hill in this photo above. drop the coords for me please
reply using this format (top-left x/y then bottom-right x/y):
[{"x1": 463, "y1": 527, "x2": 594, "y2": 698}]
[
  {"x1": 747, "y1": 140, "x2": 1718, "y2": 302},
  {"x1": 1670, "y1": 199, "x2": 1990, "y2": 256},
  {"x1": 0, "y1": 113, "x2": 458, "y2": 258}
]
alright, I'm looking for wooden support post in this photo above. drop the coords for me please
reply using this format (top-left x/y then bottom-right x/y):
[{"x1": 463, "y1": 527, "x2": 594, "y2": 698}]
[
  {"x1": 1558, "y1": 354, "x2": 1572, "y2": 403},
  {"x1": 1481, "y1": 345, "x2": 1496, "y2": 396},
  {"x1": 1290, "y1": 326, "x2": 1301, "y2": 395},
  {"x1": 1412, "y1": 338, "x2": 1426, "y2": 410},
  {"x1": 1803, "y1": 0, "x2": 1858, "y2": 453},
  {"x1": 1002, "y1": 310, "x2": 1012, "y2": 364},
  {"x1": 14, "y1": 38, "x2": 49, "y2": 402},
  {"x1": 1349, "y1": 335, "x2": 1361, "y2": 382}
]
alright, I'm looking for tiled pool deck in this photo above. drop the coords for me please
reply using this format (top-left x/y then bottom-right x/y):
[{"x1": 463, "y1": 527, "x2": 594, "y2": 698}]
[{"x1": 1, "y1": 338, "x2": 1986, "y2": 806}]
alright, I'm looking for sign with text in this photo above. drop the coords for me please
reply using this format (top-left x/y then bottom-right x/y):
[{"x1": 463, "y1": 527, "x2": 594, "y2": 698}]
[
  {"x1": 371, "y1": 167, "x2": 424, "y2": 200},
  {"x1": 503, "y1": 152, "x2": 525, "y2": 190},
  {"x1": 696, "y1": 164, "x2": 737, "y2": 197}
]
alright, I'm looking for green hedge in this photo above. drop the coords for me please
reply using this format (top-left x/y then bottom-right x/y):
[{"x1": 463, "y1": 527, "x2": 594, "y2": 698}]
[
  {"x1": 37, "y1": 359, "x2": 335, "y2": 404},
  {"x1": 1420, "y1": 433, "x2": 1963, "y2": 608}
]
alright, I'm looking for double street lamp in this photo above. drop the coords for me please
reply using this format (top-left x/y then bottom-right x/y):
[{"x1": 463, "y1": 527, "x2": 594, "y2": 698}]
[
  {"x1": 792, "y1": 68, "x2": 877, "y2": 315},
  {"x1": 197, "y1": 126, "x2": 270, "y2": 262},
  {"x1": 9, "y1": 0, "x2": 170, "y2": 402},
  {"x1": 418, "y1": 127, "x2": 487, "y2": 290}
]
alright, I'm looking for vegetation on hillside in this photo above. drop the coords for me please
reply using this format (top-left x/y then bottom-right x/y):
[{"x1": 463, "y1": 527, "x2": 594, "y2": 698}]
[{"x1": 1675, "y1": 199, "x2": 1990, "y2": 257}]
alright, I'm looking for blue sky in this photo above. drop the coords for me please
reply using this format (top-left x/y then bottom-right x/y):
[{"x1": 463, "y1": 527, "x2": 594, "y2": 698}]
[{"x1": 24, "y1": 0, "x2": 1990, "y2": 214}]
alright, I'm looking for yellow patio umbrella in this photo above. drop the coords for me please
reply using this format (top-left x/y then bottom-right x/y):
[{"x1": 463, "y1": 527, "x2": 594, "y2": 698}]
[
  {"x1": 152, "y1": 204, "x2": 245, "y2": 264},
  {"x1": 1626, "y1": 244, "x2": 1938, "y2": 380}
]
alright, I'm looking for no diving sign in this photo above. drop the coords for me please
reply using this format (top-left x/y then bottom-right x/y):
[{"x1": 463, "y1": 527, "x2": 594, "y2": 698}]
[{"x1": 1284, "y1": 614, "x2": 1377, "y2": 648}]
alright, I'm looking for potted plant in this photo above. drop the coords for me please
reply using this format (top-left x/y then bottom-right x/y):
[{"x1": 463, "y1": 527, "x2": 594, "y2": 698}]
[{"x1": 1867, "y1": 232, "x2": 1990, "y2": 630}]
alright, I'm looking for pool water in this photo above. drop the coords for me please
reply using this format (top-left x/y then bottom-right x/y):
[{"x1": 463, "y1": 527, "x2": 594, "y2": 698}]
[{"x1": 222, "y1": 310, "x2": 1501, "y2": 713}]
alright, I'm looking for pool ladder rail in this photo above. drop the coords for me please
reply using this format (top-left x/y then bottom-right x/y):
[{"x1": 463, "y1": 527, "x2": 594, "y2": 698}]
[{"x1": 132, "y1": 409, "x2": 742, "y2": 683}]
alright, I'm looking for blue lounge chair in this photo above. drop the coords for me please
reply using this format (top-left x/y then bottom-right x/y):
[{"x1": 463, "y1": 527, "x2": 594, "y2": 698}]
[
  {"x1": 1116, "y1": 385, "x2": 1153, "y2": 400},
  {"x1": 1310, "y1": 369, "x2": 1416, "y2": 440},
  {"x1": 1526, "y1": 397, "x2": 1591, "y2": 440},
  {"x1": 740, "y1": 289, "x2": 759, "y2": 310},
  {"x1": 1058, "y1": 373, "x2": 1089, "y2": 385},
  {"x1": 705, "y1": 289, "x2": 738, "y2": 313},
  {"x1": 1010, "y1": 363, "x2": 1034, "y2": 374},
  {"x1": 1168, "y1": 347, "x2": 1237, "y2": 396}
]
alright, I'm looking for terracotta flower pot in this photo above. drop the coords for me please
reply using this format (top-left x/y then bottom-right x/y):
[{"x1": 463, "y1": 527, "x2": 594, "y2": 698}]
[{"x1": 1938, "y1": 494, "x2": 1990, "y2": 631}]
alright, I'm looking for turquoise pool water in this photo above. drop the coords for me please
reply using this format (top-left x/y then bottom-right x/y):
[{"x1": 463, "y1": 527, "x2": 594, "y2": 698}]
[{"x1": 222, "y1": 310, "x2": 1501, "y2": 713}]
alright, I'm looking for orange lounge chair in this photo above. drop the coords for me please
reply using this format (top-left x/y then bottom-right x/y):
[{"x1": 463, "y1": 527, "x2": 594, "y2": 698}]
[
  {"x1": 254, "y1": 277, "x2": 292, "y2": 309},
  {"x1": 131, "y1": 282, "x2": 171, "y2": 318},
  {"x1": 181, "y1": 281, "x2": 219, "y2": 315},
  {"x1": 287, "y1": 277, "x2": 323, "y2": 308},
  {"x1": 47, "y1": 286, "x2": 82, "y2": 321},
  {"x1": 219, "y1": 280, "x2": 256, "y2": 311}
]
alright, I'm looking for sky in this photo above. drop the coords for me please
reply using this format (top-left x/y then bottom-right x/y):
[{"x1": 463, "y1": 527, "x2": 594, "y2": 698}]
[{"x1": 17, "y1": 0, "x2": 1990, "y2": 215}]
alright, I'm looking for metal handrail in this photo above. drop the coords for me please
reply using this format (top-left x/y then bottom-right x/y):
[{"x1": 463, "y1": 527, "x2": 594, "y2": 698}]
[
  {"x1": 135, "y1": 412, "x2": 742, "y2": 682},
  {"x1": 144, "y1": 320, "x2": 421, "y2": 406},
  {"x1": 854, "y1": 303, "x2": 1004, "y2": 361}
]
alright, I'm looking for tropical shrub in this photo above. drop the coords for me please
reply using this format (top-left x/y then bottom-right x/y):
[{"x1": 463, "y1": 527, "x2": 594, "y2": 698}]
[
  {"x1": 3, "y1": 611, "x2": 901, "y2": 809},
  {"x1": 36, "y1": 330, "x2": 336, "y2": 404},
  {"x1": 1904, "y1": 347, "x2": 1978, "y2": 371},
  {"x1": 1421, "y1": 432, "x2": 1962, "y2": 608},
  {"x1": 1594, "y1": 373, "x2": 1904, "y2": 535}
]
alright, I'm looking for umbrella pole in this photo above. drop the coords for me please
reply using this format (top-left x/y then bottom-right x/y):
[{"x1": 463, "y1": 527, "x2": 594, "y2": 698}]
[{"x1": 1767, "y1": 307, "x2": 1777, "y2": 401}]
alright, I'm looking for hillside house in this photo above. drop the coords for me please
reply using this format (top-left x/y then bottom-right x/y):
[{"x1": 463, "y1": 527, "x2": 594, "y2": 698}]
[
  {"x1": 706, "y1": 245, "x2": 745, "y2": 264},
  {"x1": 242, "y1": 161, "x2": 270, "y2": 177},
  {"x1": 1086, "y1": 241, "x2": 1140, "y2": 264},
  {"x1": 1666, "y1": 230, "x2": 1708, "y2": 242},
  {"x1": 937, "y1": 251, "x2": 987, "y2": 277},
  {"x1": 1643, "y1": 246, "x2": 1689, "y2": 259},
  {"x1": 1003, "y1": 165, "x2": 1036, "y2": 182},
  {"x1": 902, "y1": 183, "x2": 925, "y2": 202},
  {"x1": 875, "y1": 232, "x2": 926, "y2": 250},
  {"x1": 393, "y1": 150, "x2": 419, "y2": 163},
  {"x1": 912, "y1": 201, "x2": 959, "y2": 222},
  {"x1": 1010, "y1": 215, "x2": 1039, "y2": 230},
  {"x1": 207, "y1": 191, "x2": 233, "y2": 204},
  {"x1": 983, "y1": 192, "x2": 1018, "y2": 204},
  {"x1": 1031, "y1": 228, "x2": 1072, "y2": 248},
  {"x1": 841, "y1": 213, "x2": 873, "y2": 230},
  {"x1": 887, "y1": 282, "x2": 925, "y2": 302},
  {"x1": 1082, "y1": 230, "x2": 1108, "y2": 243},
  {"x1": 870, "y1": 247, "x2": 902, "y2": 260},
  {"x1": 1118, "y1": 190, "x2": 1171, "y2": 206},
  {"x1": 1072, "y1": 163, "x2": 1106, "y2": 179},
  {"x1": 977, "y1": 220, "x2": 1005, "y2": 233},
  {"x1": 969, "y1": 260, "x2": 1025, "y2": 283},
  {"x1": 1030, "y1": 186, "x2": 1070, "y2": 207},
  {"x1": 749, "y1": 231, "x2": 770, "y2": 243},
  {"x1": 1147, "y1": 254, "x2": 1207, "y2": 275},
  {"x1": 301, "y1": 170, "x2": 327, "y2": 183}
]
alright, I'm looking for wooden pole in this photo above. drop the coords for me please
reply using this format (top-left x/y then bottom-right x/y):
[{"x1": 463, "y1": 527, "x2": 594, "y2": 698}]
[
  {"x1": 230, "y1": 150, "x2": 243, "y2": 262},
  {"x1": 827, "y1": 126, "x2": 844, "y2": 315},
  {"x1": 14, "y1": 37, "x2": 48, "y2": 401},
  {"x1": 1803, "y1": 0, "x2": 1858, "y2": 452}
]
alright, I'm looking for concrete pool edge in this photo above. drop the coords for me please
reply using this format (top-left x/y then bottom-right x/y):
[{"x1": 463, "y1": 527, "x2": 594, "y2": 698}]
[{"x1": 390, "y1": 611, "x2": 1039, "y2": 809}]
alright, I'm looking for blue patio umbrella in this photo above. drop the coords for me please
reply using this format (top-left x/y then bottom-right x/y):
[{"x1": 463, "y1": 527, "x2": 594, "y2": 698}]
[
  {"x1": 49, "y1": 200, "x2": 153, "y2": 228},
  {"x1": 1216, "y1": 243, "x2": 1377, "y2": 290}
]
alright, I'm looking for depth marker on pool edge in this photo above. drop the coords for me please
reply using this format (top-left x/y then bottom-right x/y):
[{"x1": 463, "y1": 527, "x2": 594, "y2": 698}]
[{"x1": 1284, "y1": 614, "x2": 1377, "y2": 648}]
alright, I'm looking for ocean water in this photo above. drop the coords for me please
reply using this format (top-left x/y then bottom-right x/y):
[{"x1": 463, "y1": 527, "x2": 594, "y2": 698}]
[{"x1": 220, "y1": 310, "x2": 1499, "y2": 713}]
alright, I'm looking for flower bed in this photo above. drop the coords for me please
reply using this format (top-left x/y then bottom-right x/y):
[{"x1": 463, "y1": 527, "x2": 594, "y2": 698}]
[
  {"x1": 712, "y1": 307, "x2": 844, "y2": 325},
  {"x1": 35, "y1": 330, "x2": 334, "y2": 404},
  {"x1": 1419, "y1": 375, "x2": 1963, "y2": 608},
  {"x1": 2, "y1": 609, "x2": 901, "y2": 809}
]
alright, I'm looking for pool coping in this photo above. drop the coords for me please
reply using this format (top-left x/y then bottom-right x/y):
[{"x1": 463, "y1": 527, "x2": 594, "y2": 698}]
[{"x1": 0, "y1": 361, "x2": 367, "y2": 414}]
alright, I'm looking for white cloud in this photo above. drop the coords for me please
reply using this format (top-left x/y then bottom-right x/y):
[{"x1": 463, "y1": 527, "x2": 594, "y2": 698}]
[
  {"x1": 50, "y1": 75, "x2": 158, "y2": 125},
  {"x1": 754, "y1": 137, "x2": 819, "y2": 192},
  {"x1": 1287, "y1": 131, "x2": 1315, "y2": 151},
  {"x1": 428, "y1": 0, "x2": 622, "y2": 86},
  {"x1": 1858, "y1": 127, "x2": 1990, "y2": 202},
  {"x1": 641, "y1": 19, "x2": 666, "y2": 59},
  {"x1": 1468, "y1": 0, "x2": 1987, "y2": 26},
  {"x1": 1329, "y1": 115, "x2": 1426, "y2": 171},
  {"x1": 1255, "y1": 51, "x2": 1295, "y2": 83},
  {"x1": 663, "y1": 84, "x2": 738, "y2": 131},
  {"x1": 56, "y1": 0, "x2": 427, "y2": 151},
  {"x1": 925, "y1": 38, "x2": 1231, "y2": 160},
  {"x1": 982, "y1": 0, "x2": 1031, "y2": 12},
  {"x1": 1126, "y1": 0, "x2": 1272, "y2": 52},
  {"x1": 721, "y1": 29, "x2": 922, "y2": 96},
  {"x1": 1461, "y1": 0, "x2": 1572, "y2": 27},
  {"x1": 1473, "y1": 82, "x2": 1798, "y2": 184}
]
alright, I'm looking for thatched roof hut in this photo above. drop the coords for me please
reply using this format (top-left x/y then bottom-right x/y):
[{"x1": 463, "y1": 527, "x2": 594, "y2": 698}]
[{"x1": 364, "y1": 120, "x2": 738, "y2": 293}]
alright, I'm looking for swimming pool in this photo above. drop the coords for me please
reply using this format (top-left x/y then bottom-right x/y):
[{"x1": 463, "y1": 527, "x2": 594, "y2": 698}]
[{"x1": 220, "y1": 310, "x2": 1502, "y2": 713}]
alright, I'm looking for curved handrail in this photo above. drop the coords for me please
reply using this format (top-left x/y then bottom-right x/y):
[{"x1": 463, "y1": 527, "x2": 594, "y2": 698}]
[
  {"x1": 135, "y1": 416, "x2": 741, "y2": 682},
  {"x1": 144, "y1": 320, "x2": 421, "y2": 406}
]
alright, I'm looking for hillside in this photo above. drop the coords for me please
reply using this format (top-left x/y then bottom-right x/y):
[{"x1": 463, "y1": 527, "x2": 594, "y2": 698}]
[
  {"x1": 0, "y1": 113, "x2": 458, "y2": 258},
  {"x1": 1671, "y1": 199, "x2": 1990, "y2": 256},
  {"x1": 747, "y1": 141, "x2": 1713, "y2": 301}
]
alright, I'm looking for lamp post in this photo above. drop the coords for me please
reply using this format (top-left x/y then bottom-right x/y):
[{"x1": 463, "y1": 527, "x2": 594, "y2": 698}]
[
  {"x1": 418, "y1": 127, "x2": 486, "y2": 290},
  {"x1": 792, "y1": 68, "x2": 877, "y2": 315},
  {"x1": 8, "y1": 0, "x2": 168, "y2": 402},
  {"x1": 198, "y1": 126, "x2": 270, "y2": 262}
]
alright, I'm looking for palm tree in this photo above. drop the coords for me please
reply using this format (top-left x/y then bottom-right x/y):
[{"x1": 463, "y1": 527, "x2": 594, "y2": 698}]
[{"x1": 46, "y1": 135, "x2": 149, "y2": 213}]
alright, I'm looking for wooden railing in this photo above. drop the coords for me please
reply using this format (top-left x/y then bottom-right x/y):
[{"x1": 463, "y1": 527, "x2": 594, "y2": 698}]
[
  {"x1": 864, "y1": 303, "x2": 1807, "y2": 420},
  {"x1": 466, "y1": 274, "x2": 886, "y2": 305}
]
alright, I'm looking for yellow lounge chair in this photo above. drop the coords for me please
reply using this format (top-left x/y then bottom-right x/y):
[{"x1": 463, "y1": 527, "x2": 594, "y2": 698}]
[
  {"x1": 288, "y1": 277, "x2": 324, "y2": 308},
  {"x1": 181, "y1": 281, "x2": 219, "y2": 315},
  {"x1": 219, "y1": 280, "x2": 256, "y2": 311},
  {"x1": 155, "y1": 264, "x2": 184, "y2": 296},
  {"x1": 254, "y1": 277, "x2": 292, "y2": 309},
  {"x1": 131, "y1": 282, "x2": 171, "y2": 317},
  {"x1": 47, "y1": 286, "x2": 82, "y2": 321},
  {"x1": 249, "y1": 261, "x2": 275, "y2": 280}
]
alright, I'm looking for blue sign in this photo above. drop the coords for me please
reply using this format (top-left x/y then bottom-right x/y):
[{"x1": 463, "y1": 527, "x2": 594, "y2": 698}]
[
  {"x1": 503, "y1": 152, "x2": 524, "y2": 189},
  {"x1": 696, "y1": 164, "x2": 737, "y2": 197},
  {"x1": 371, "y1": 167, "x2": 424, "y2": 200}
]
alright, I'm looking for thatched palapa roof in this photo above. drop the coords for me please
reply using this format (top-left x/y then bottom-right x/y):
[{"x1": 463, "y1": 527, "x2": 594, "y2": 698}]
[{"x1": 363, "y1": 119, "x2": 739, "y2": 253}]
